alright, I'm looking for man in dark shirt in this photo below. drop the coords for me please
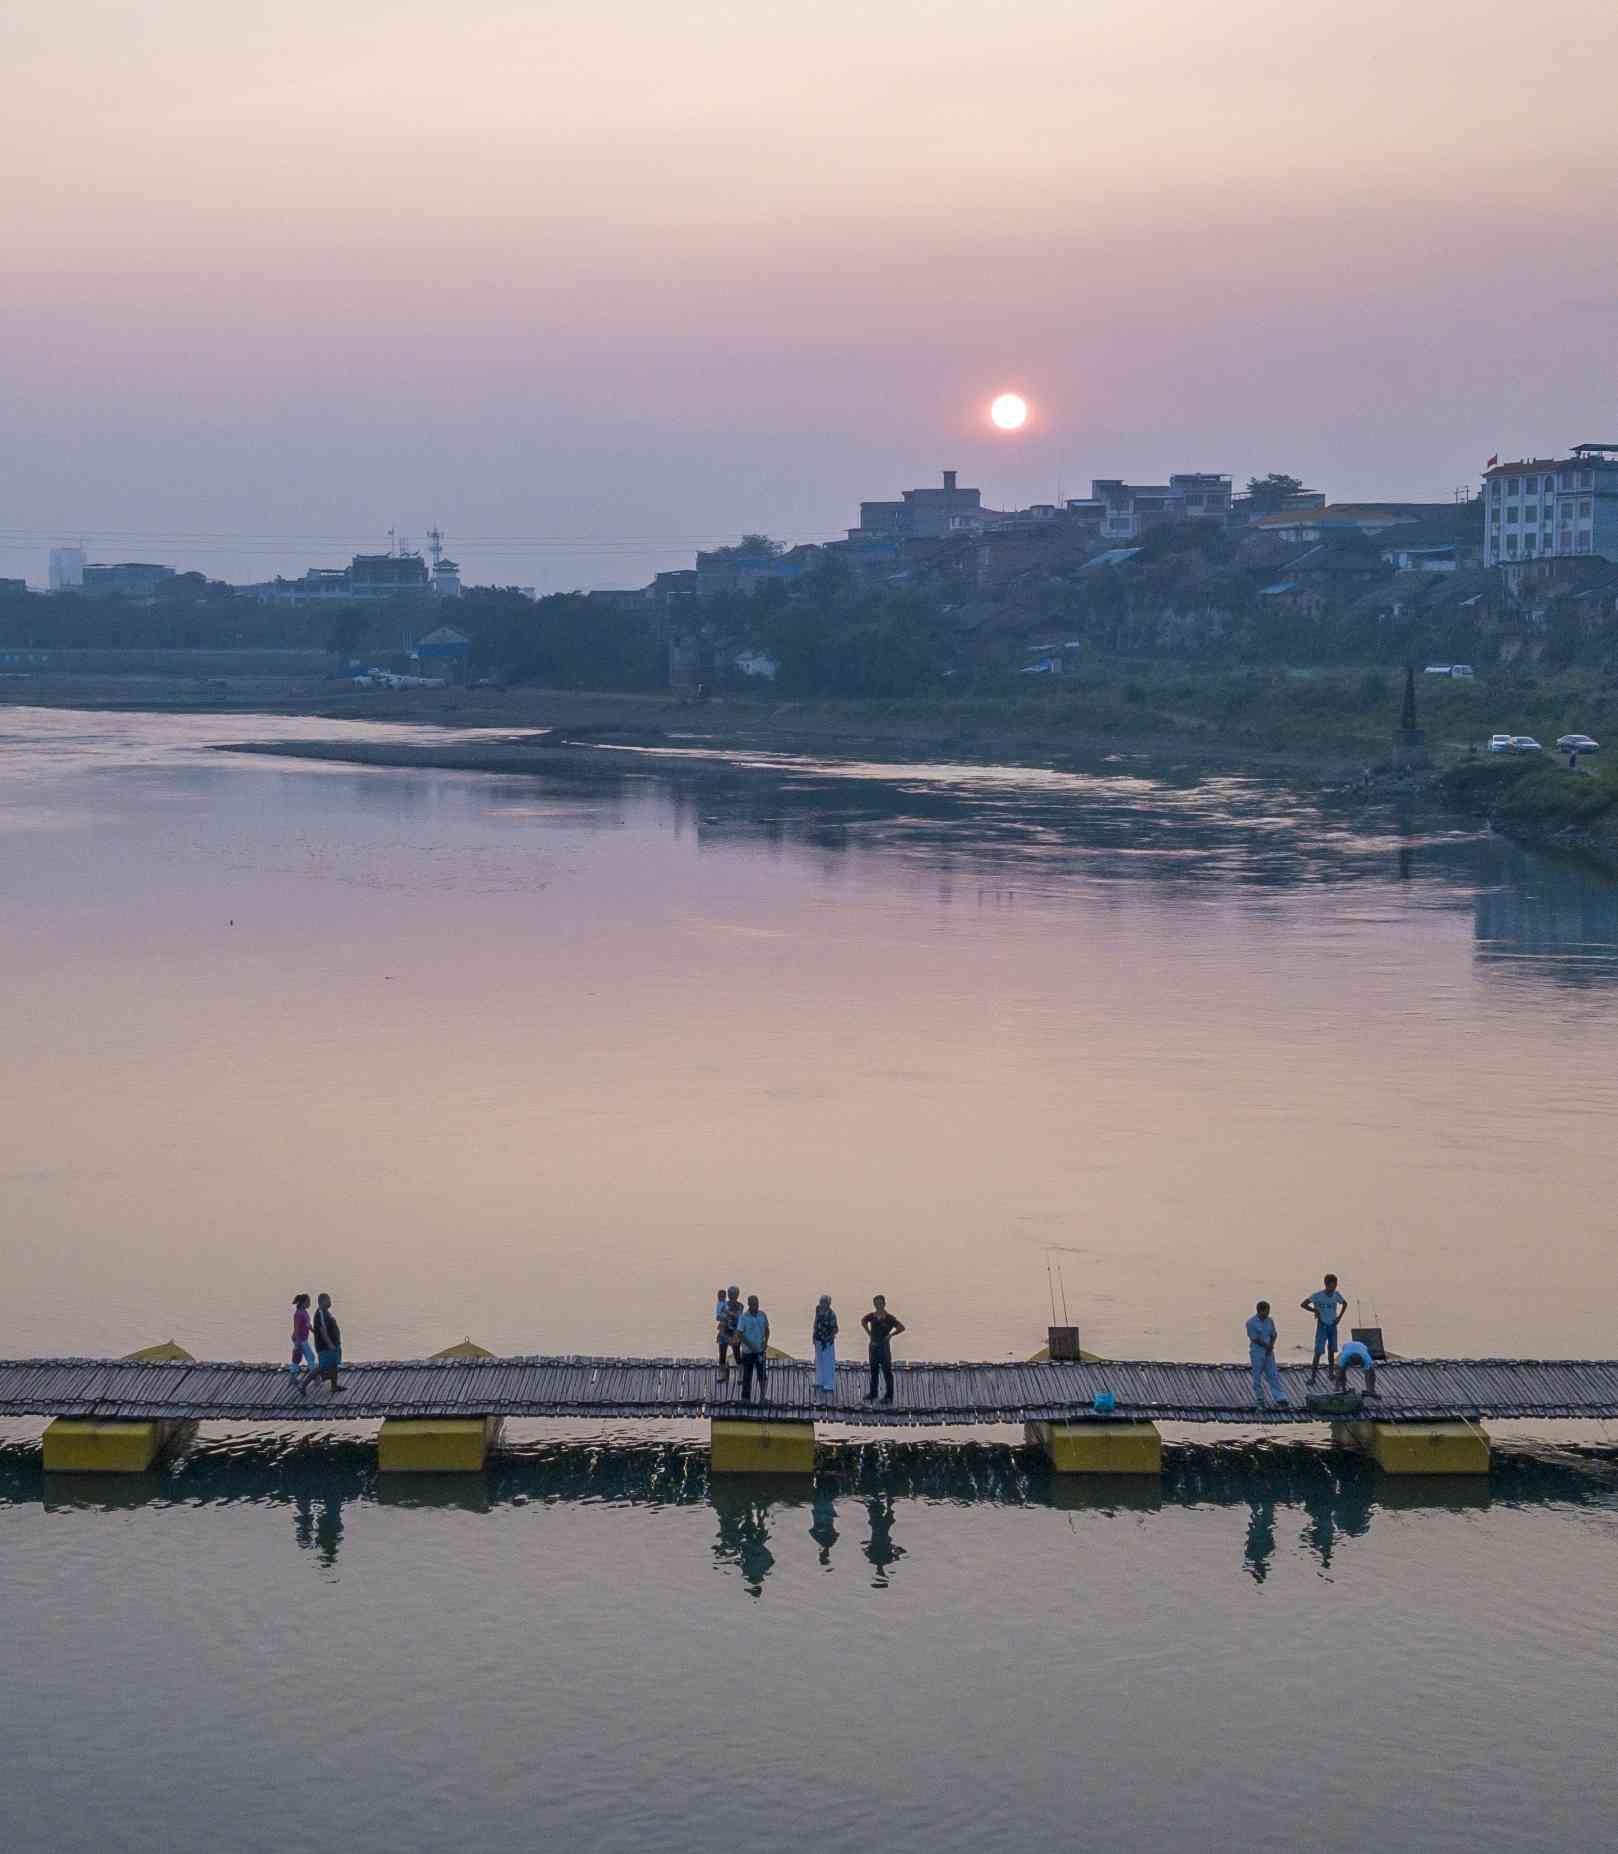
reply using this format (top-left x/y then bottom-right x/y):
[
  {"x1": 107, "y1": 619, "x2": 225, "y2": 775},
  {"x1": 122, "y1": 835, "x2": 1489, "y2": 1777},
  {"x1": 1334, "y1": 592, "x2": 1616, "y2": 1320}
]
[
  {"x1": 861, "y1": 1295, "x2": 906, "y2": 1404},
  {"x1": 304, "y1": 1292, "x2": 346, "y2": 1396}
]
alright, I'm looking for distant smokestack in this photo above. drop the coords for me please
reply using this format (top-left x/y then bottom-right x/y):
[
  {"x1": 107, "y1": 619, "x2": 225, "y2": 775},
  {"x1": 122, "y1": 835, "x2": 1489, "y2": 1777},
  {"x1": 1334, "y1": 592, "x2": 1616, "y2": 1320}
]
[{"x1": 943, "y1": 470, "x2": 957, "y2": 492}]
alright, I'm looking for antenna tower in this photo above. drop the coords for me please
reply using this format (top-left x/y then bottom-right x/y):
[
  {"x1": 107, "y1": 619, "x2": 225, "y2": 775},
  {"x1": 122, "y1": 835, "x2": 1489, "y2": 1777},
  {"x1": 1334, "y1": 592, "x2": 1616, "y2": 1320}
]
[{"x1": 428, "y1": 526, "x2": 444, "y2": 567}]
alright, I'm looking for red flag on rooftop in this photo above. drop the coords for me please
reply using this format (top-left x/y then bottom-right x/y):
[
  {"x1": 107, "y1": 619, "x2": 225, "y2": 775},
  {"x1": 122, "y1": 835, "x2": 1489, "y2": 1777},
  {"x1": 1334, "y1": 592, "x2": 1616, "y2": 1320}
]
[{"x1": 1486, "y1": 454, "x2": 1499, "y2": 468}]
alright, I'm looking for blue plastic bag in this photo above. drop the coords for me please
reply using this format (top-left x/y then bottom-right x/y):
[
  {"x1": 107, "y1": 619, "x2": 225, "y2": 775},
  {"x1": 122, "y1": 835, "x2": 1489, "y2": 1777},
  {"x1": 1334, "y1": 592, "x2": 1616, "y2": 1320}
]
[{"x1": 1093, "y1": 1390, "x2": 1116, "y2": 1414}]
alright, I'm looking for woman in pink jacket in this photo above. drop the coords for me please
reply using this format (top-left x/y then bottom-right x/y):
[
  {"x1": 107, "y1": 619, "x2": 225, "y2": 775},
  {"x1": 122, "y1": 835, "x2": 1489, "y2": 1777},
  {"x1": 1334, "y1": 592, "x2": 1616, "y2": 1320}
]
[{"x1": 289, "y1": 1293, "x2": 316, "y2": 1384}]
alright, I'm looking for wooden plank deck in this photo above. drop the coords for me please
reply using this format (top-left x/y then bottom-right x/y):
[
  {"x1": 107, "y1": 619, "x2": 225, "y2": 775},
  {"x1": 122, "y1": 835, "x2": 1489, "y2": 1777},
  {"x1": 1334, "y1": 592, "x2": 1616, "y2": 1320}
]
[{"x1": 4, "y1": 1355, "x2": 1618, "y2": 1425}]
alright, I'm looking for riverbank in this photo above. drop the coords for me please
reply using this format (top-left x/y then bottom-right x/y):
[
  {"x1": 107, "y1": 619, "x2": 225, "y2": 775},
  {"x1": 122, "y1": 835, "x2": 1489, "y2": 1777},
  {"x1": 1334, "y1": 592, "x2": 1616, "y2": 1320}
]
[
  {"x1": 1436, "y1": 754, "x2": 1618, "y2": 865},
  {"x1": 8, "y1": 656, "x2": 1615, "y2": 812},
  {"x1": 6, "y1": 663, "x2": 1358, "y2": 776}
]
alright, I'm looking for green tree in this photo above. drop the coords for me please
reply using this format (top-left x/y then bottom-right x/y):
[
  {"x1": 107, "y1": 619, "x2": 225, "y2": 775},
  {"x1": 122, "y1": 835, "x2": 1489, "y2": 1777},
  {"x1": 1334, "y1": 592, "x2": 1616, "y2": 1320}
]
[
  {"x1": 326, "y1": 605, "x2": 374, "y2": 659},
  {"x1": 465, "y1": 588, "x2": 662, "y2": 689},
  {"x1": 1243, "y1": 473, "x2": 1306, "y2": 512},
  {"x1": 756, "y1": 586, "x2": 947, "y2": 698}
]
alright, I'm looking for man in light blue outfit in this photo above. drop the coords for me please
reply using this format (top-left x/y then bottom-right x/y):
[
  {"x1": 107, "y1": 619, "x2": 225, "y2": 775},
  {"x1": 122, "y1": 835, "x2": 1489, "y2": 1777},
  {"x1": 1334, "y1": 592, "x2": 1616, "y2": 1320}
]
[
  {"x1": 1334, "y1": 1337, "x2": 1380, "y2": 1398},
  {"x1": 736, "y1": 1295, "x2": 771, "y2": 1405},
  {"x1": 1300, "y1": 1273, "x2": 1348, "y2": 1384},
  {"x1": 1246, "y1": 1300, "x2": 1285, "y2": 1411}
]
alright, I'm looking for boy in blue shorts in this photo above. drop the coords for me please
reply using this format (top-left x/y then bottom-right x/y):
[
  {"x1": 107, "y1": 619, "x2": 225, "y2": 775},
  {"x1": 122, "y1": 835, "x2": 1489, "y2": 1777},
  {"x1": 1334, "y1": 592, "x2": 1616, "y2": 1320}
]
[{"x1": 1301, "y1": 1273, "x2": 1347, "y2": 1384}]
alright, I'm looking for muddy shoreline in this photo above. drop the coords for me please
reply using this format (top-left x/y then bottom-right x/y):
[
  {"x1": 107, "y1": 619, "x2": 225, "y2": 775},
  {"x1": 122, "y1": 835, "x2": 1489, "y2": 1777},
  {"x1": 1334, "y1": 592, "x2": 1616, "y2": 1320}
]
[{"x1": 2, "y1": 670, "x2": 1394, "y2": 785}]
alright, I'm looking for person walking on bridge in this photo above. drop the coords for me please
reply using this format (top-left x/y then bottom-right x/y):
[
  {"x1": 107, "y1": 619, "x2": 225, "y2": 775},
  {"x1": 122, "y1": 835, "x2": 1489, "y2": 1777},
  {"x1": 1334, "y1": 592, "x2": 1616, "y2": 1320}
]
[
  {"x1": 736, "y1": 1295, "x2": 770, "y2": 1404},
  {"x1": 862, "y1": 1295, "x2": 905, "y2": 1404},
  {"x1": 288, "y1": 1293, "x2": 316, "y2": 1386},
  {"x1": 812, "y1": 1295, "x2": 839, "y2": 1396},
  {"x1": 302, "y1": 1292, "x2": 345, "y2": 1397},
  {"x1": 1301, "y1": 1273, "x2": 1347, "y2": 1384},
  {"x1": 1246, "y1": 1300, "x2": 1285, "y2": 1412}
]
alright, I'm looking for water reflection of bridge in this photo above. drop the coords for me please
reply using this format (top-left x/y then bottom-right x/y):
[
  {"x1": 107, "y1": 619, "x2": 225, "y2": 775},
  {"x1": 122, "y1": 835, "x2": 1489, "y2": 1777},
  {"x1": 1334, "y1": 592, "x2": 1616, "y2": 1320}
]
[{"x1": 8, "y1": 1439, "x2": 1614, "y2": 1592}]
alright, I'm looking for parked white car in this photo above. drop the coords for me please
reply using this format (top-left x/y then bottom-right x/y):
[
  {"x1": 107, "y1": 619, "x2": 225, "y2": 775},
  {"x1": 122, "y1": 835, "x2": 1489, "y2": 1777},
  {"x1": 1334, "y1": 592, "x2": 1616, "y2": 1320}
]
[
  {"x1": 1556, "y1": 734, "x2": 1600, "y2": 752},
  {"x1": 1486, "y1": 734, "x2": 1514, "y2": 753},
  {"x1": 1511, "y1": 736, "x2": 1543, "y2": 753}
]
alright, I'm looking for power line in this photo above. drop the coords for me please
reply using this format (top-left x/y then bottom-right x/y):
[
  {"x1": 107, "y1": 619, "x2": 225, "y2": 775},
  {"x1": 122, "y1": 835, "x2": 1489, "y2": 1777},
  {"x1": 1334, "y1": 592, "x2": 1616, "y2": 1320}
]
[{"x1": 0, "y1": 527, "x2": 752, "y2": 550}]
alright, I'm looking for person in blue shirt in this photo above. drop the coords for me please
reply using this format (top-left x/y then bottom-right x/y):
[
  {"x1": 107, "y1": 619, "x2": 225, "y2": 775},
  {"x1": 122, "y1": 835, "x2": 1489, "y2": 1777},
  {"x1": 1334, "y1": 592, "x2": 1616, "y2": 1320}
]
[
  {"x1": 1300, "y1": 1273, "x2": 1348, "y2": 1383},
  {"x1": 735, "y1": 1296, "x2": 771, "y2": 1405},
  {"x1": 1246, "y1": 1300, "x2": 1285, "y2": 1411},
  {"x1": 1334, "y1": 1337, "x2": 1380, "y2": 1397}
]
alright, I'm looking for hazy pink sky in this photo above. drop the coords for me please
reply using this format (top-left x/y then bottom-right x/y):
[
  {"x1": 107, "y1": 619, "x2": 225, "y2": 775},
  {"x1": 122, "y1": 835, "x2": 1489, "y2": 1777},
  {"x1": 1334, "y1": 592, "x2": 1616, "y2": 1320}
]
[{"x1": 3, "y1": 1, "x2": 1615, "y2": 591}]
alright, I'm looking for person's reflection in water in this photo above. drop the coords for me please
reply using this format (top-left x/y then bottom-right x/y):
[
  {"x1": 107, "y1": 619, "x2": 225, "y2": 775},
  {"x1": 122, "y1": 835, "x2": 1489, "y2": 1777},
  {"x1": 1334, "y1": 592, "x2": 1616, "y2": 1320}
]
[
  {"x1": 809, "y1": 1488, "x2": 839, "y2": 1568},
  {"x1": 1243, "y1": 1490, "x2": 1277, "y2": 1584},
  {"x1": 862, "y1": 1494, "x2": 905, "y2": 1588},
  {"x1": 711, "y1": 1490, "x2": 775, "y2": 1597},
  {"x1": 292, "y1": 1487, "x2": 345, "y2": 1569},
  {"x1": 1299, "y1": 1467, "x2": 1376, "y2": 1572}
]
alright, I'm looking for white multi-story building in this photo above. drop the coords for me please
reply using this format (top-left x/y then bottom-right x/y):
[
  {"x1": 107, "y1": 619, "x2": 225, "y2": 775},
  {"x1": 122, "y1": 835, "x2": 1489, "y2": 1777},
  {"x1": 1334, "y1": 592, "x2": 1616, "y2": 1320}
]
[
  {"x1": 48, "y1": 546, "x2": 85, "y2": 591},
  {"x1": 1483, "y1": 445, "x2": 1618, "y2": 566}
]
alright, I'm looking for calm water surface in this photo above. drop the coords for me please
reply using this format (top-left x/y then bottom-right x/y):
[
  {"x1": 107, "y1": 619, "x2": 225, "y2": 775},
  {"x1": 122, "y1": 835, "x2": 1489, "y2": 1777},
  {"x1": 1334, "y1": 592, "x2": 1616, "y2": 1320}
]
[{"x1": 3, "y1": 705, "x2": 1616, "y2": 1852}]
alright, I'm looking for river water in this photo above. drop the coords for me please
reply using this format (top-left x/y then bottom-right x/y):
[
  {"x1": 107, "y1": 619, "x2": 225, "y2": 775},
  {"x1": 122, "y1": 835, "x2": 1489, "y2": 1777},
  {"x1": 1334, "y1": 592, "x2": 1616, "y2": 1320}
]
[{"x1": 2, "y1": 706, "x2": 1615, "y2": 1852}]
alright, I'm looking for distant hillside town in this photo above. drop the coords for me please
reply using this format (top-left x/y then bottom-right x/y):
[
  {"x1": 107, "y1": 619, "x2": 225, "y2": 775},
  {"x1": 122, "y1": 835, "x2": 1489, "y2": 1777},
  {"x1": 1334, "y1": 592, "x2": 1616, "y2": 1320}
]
[
  {"x1": 45, "y1": 529, "x2": 466, "y2": 603},
  {"x1": 6, "y1": 444, "x2": 1617, "y2": 692}
]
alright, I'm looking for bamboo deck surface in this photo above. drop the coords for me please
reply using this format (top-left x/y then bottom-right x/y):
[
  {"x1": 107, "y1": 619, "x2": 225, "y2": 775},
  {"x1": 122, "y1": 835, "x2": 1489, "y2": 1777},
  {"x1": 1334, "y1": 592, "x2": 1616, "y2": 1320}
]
[{"x1": 4, "y1": 1355, "x2": 1618, "y2": 1425}]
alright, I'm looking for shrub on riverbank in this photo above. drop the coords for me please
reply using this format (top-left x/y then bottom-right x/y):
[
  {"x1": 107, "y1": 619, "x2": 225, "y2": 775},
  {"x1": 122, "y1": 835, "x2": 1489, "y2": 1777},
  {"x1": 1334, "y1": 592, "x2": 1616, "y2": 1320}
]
[
  {"x1": 1434, "y1": 757, "x2": 1541, "y2": 812},
  {"x1": 1492, "y1": 762, "x2": 1618, "y2": 829},
  {"x1": 1436, "y1": 752, "x2": 1618, "y2": 846}
]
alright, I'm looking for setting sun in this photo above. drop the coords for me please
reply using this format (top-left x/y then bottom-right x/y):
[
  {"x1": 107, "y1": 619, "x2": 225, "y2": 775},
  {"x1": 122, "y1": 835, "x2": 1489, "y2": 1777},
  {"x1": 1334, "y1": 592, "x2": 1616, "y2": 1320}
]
[{"x1": 990, "y1": 392, "x2": 1028, "y2": 431}]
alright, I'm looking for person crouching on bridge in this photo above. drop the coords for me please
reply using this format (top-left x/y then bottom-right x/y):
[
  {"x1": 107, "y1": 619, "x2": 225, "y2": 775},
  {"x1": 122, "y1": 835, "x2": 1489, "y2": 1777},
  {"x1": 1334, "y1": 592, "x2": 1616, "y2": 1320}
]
[
  {"x1": 812, "y1": 1295, "x2": 838, "y2": 1395},
  {"x1": 736, "y1": 1296, "x2": 771, "y2": 1404},
  {"x1": 1333, "y1": 1337, "x2": 1379, "y2": 1398},
  {"x1": 1247, "y1": 1301, "x2": 1285, "y2": 1411},
  {"x1": 862, "y1": 1295, "x2": 906, "y2": 1404}
]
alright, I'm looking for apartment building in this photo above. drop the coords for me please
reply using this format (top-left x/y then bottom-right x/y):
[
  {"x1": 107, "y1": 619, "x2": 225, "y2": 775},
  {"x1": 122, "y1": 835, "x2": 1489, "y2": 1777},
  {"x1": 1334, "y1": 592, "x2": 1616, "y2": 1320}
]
[
  {"x1": 1064, "y1": 473, "x2": 1232, "y2": 540},
  {"x1": 1483, "y1": 445, "x2": 1618, "y2": 566},
  {"x1": 48, "y1": 546, "x2": 85, "y2": 591},
  {"x1": 80, "y1": 562, "x2": 177, "y2": 598},
  {"x1": 855, "y1": 470, "x2": 985, "y2": 540}
]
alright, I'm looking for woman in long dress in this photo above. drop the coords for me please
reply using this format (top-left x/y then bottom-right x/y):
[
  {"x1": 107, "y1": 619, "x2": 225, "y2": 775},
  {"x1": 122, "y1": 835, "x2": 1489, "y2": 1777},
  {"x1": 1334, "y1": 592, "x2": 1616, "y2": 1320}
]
[{"x1": 812, "y1": 1295, "x2": 838, "y2": 1395}]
